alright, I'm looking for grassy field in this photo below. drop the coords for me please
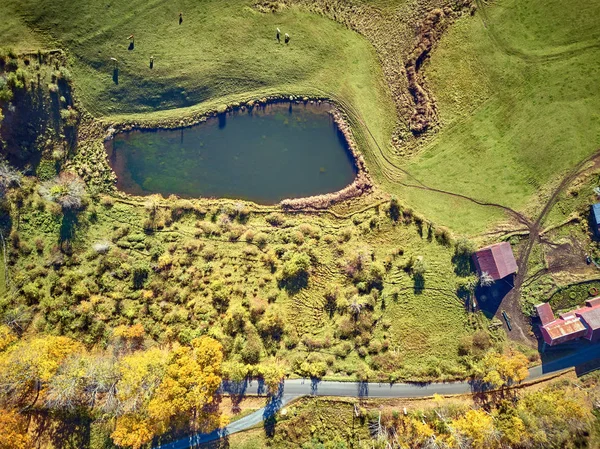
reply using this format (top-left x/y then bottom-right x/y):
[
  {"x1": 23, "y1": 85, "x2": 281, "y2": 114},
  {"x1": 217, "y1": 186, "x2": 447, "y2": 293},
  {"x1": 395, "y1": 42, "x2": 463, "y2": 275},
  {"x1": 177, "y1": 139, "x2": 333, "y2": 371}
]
[
  {"x1": 397, "y1": 0, "x2": 600, "y2": 233},
  {"x1": 3, "y1": 161, "x2": 483, "y2": 381},
  {"x1": 3, "y1": 0, "x2": 599, "y2": 236},
  {"x1": 0, "y1": 0, "x2": 396, "y2": 159}
]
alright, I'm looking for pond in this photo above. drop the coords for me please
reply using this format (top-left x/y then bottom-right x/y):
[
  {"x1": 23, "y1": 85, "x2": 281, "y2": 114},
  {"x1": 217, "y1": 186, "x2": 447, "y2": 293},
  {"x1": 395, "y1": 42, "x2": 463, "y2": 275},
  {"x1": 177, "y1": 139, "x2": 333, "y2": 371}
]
[{"x1": 106, "y1": 102, "x2": 358, "y2": 204}]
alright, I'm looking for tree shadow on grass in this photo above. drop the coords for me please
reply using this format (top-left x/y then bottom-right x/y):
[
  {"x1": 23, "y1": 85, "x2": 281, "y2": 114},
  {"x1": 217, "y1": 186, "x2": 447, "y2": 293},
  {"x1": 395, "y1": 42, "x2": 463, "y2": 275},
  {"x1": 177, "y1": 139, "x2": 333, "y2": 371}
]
[
  {"x1": 31, "y1": 410, "x2": 92, "y2": 449},
  {"x1": 59, "y1": 210, "x2": 79, "y2": 246},
  {"x1": 452, "y1": 252, "x2": 474, "y2": 277},
  {"x1": 413, "y1": 274, "x2": 425, "y2": 294},
  {"x1": 278, "y1": 272, "x2": 308, "y2": 294}
]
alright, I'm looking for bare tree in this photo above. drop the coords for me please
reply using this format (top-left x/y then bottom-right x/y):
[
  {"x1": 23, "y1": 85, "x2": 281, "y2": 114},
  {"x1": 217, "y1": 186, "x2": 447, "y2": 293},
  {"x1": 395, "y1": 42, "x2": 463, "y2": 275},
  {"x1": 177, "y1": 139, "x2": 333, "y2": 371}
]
[
  {"x1": 348, "y1": 297, "x2": 363, "y2": 319},
  {"x1": 0, "y1": 161, "x2": 21, "y2": 200},
  {"x1": 479, "y1": 271, "x2": 495, "y2": 287},
  {"x1": 39, "y1": 172, "x2": 86, "y2": 211}
]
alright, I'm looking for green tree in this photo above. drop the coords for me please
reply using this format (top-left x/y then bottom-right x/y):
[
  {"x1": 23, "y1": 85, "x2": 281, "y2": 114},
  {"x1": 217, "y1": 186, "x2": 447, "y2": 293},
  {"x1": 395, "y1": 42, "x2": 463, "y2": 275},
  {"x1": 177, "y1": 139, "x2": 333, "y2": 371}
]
[{"x1": 278, "y1": 252, "x2": 311, "y2": 291}]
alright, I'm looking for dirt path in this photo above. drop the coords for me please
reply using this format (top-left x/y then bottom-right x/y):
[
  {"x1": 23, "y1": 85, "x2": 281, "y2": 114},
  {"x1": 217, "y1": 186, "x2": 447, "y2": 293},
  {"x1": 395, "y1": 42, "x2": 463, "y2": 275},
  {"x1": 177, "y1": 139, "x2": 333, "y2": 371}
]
[
  {"x1": 337, "y1": 83, "x2": 600, "y2": 344},
  {"x1": 496, "y1": 149, "x2": 600, "y2": 343}
]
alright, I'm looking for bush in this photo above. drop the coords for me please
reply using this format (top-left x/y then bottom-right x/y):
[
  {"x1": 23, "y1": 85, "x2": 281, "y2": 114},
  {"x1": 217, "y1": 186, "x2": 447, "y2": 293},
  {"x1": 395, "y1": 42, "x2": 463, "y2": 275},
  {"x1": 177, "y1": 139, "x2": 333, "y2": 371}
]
[
  {"x1": 241, "y1": 327, "x2": 263, "y2": 364},
  {"x1": 277, "y1": 252, "x2": 311, "y2": 291},
  {"x1": 412, "y1": 256, "x2": 427, "y2": 276},
  {"x1": 265, "y1": 212, "x2": 285, "y2": 227},
  {"x1": 254, "y1": 232, "x2": 268, "y2": 249}
]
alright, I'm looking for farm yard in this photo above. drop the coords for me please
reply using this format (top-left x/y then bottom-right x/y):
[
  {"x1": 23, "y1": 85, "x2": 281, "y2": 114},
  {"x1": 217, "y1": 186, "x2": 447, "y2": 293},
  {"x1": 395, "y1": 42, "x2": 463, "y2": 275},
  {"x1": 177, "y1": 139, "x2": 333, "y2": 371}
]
[{"x1": 0, "y1": 0, "x2": 600, "y2": 447}]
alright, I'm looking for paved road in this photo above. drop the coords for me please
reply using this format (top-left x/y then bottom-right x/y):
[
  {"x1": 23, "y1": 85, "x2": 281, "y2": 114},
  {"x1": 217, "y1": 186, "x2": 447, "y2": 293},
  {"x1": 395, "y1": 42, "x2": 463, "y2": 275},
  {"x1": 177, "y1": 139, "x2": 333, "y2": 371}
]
[{"x1": 155, "y1": 343, "x2": 600, "y2": 449}]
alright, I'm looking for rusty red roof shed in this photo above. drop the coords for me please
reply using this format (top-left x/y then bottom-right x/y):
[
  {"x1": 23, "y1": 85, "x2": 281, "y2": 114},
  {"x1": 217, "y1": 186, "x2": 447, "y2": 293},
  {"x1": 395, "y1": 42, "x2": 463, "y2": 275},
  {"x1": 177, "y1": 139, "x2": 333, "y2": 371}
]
[
  {"x1": 535, "y1": 303, "x2": 554, "y2": 326},
  {"x1": 537, "y1": 297, "x2": 600, "y2": 346},
  {"x1": 472, "y1": 242, "x2": 518, "y2": 281},
  {"x1": 542, "y1": 316, "x2": 587, "y2": 346}
]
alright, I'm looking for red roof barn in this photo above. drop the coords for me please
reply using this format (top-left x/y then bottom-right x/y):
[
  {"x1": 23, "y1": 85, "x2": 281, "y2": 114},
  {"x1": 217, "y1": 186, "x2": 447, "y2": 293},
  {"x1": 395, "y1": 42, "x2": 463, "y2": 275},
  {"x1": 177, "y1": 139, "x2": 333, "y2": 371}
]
[
  {"x1": 535, "y1": 302, "x2": 554, "y2": 326},
  {"x1": 536, "y1": 298, "x2": 600, "y2": 346},
  {"x1": 472, "y1": 242, "x2": 518, "y2": 281}
]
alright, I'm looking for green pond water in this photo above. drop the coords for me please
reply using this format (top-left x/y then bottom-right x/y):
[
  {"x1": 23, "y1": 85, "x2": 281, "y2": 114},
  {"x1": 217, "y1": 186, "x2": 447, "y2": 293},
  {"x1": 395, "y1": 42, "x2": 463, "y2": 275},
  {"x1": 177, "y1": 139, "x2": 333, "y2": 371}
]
[{"x1": 107, "y1": 102, "x2": 357, "y2": 204}]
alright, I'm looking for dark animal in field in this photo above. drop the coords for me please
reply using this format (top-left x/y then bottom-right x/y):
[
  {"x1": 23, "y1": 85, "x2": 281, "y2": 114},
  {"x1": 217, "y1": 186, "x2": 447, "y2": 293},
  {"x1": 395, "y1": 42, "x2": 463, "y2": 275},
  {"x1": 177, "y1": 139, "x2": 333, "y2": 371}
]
[
  {"x1": 276, "y1": 27, "x2": 280, "y2": 43},
  {"x1": 284, "y1": 33, "x2": 290, "y2": 44}
]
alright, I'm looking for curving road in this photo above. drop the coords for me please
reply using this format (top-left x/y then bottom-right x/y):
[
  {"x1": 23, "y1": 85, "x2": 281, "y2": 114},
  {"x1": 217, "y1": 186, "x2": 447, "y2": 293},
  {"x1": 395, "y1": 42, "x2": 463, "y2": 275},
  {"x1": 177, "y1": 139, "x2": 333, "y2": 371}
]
[{"x1": 155, "y1": 343, "x2": 600, "y2": 449}]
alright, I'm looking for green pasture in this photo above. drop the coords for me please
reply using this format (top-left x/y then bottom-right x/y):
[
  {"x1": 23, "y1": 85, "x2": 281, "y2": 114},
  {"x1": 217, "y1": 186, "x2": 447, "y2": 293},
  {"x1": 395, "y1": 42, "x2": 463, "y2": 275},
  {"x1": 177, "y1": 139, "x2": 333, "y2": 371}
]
[{"x1": 401, "y1": 0, "x2": 600, "y2": 233}]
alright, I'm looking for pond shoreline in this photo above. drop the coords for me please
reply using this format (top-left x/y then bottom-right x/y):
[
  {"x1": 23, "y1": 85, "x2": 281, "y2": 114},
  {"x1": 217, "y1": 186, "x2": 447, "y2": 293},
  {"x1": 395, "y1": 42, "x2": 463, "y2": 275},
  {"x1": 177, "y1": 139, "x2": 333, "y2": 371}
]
[{"x1": 103, "y1": 96, "x2": 372, "y2": 208}]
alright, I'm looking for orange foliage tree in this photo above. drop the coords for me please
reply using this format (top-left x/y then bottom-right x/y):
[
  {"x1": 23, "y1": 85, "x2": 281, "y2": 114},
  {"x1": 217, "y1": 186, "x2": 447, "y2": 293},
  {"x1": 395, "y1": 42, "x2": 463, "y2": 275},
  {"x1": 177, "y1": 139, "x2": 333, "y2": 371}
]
[{"x1": 0, "y1": 407, "x2": 31, "y2": 449}]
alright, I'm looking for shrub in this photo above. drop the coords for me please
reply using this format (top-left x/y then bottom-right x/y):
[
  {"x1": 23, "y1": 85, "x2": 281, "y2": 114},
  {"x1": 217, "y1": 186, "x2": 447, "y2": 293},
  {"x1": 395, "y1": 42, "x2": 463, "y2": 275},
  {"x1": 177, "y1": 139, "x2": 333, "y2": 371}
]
[
  {"x1": 257, "y1": 305, "x2": 285, "y2": 340},
  {"x1": 100, "y1": 195, "x2": 115, "y2": 207},
  {"x1": 412, "y1": 256, "x2": 427, "y2": 276},
  {"x1": 6, "y1": 71, "x2": 24, "y2": 90},
  {"x1": 254, "y1": 232, "x2": 268, "y2": 249},
  {"x1": 241, "y1": 327, "x2": 263, "y2": 364},
  {"x1": 277, "y1": 252, "x2": 311, "y2": 291},
  {"x1": 249, "y1": 296, "x2": 267, "y2": 321},
  {"x1": 265, "y1": 212, "x2": 285, "y2": 227}
]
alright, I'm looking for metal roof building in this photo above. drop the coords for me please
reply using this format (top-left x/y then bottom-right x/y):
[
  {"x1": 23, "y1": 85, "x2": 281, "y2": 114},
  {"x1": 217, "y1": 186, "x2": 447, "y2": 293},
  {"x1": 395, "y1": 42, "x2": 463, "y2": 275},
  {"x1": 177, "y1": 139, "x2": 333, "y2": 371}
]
[
  {"x1": 573, "y1": 298, "x2": 600, "y2": 343},
  {"x1": 592, "y1": 203, "x2": 600, "y2": 224},
  {"x1": 536, "y1": 298, "x2": 600, "y2": 346},
  {"x1": 472, "y1": 242, "x2": 518, "y2": 281},
  {"x1": 535, "y1": 302, "x2": 554, "y2": 326}
]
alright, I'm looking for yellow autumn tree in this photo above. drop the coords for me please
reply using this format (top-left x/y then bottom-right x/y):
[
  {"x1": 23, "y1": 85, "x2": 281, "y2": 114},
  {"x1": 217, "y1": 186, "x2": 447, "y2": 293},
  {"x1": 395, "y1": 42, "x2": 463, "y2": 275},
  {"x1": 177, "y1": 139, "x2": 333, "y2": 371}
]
[
  {"x1": 494, "y1": 412, "x2": 526, "y2": 447},
  {"x1": 114, "y1": 324, "x2": 146, "y2": 352},
  {"x1": 111, "y1": 347, "x2": 169, "y2": 449},
  {"x1": 0, "y1": 408, "x2": 30, "y2": 449},
  {"x1": 116, "y1": 347, "x2": 168, "y2": 413},
  {"x1": 256, "y1": 361, "x2": 285, "y2": 393},
  {"x1": 479, "y1": 349, "x2": 529, "y2": 389},
  {"x1": 516, "y1": 387, "x2": 592, "y2": 446},
  {"x1": 452, "y1": 409, "x2": 498, "y2": 449},
  {"x1": 0, "y1": 336, "x2": 83, "y2": 406},
  {"x1": 147, "y1": 336, "x2": 223, "y2": 431},
  {"x1": 111, "y1": 413, "x2": 157, "y2": 449}
]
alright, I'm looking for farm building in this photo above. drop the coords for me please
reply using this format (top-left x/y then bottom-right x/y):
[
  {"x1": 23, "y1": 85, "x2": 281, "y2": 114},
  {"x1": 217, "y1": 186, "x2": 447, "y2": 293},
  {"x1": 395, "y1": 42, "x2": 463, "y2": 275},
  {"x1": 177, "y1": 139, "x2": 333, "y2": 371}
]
[
  {"x1": 535, "y1": 298, "x2": 600, "y2": 346},
  {"x1": 472, "y1": 242, "x2": 518, "y2": 281},
  {"x1": 591, "y1": 203, "x2": 600, "y2": 237}
]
